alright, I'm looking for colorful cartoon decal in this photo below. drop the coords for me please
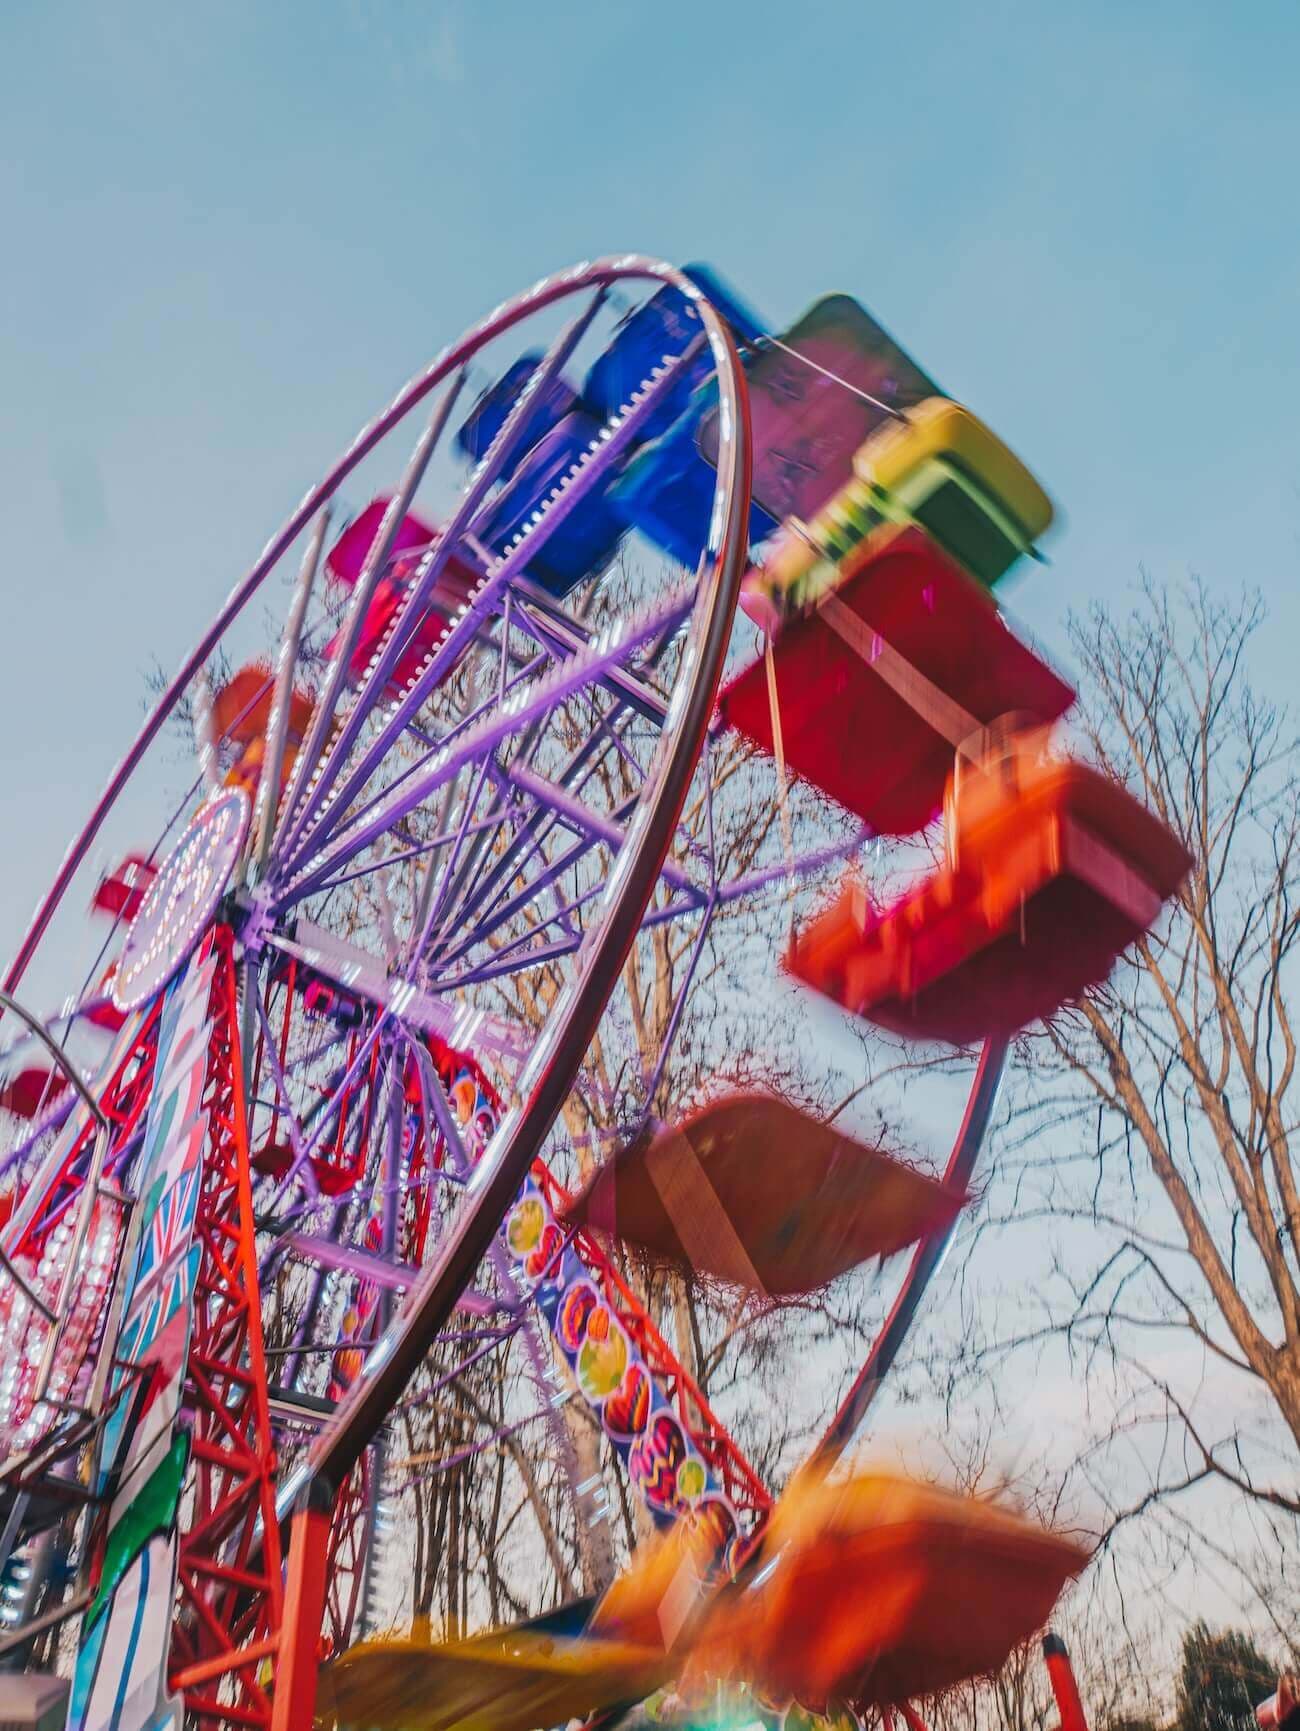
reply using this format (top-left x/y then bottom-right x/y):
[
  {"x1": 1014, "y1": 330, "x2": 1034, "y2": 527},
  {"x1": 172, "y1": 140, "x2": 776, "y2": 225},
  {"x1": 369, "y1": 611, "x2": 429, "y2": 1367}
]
[{"x1": 503, "y1": 1176, "x2": 739, "y2": 1541}]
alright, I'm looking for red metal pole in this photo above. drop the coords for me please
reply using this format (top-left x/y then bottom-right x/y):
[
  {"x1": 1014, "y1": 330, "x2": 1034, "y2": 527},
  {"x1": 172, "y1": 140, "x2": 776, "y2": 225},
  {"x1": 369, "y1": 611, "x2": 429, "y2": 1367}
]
[
  {"x1": 1044, "y1": 1632, "x2": 1089, "y2": 1731},
  {"x1": 271, "y1": 1488, "x2": 335, "y2": 1731}
]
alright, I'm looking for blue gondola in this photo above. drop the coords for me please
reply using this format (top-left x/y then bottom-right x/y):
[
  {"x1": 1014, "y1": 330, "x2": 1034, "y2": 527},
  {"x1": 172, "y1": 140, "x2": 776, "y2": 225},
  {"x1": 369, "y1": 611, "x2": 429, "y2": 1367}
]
[
  {"x1": 582, "y1": 263, "x2": 765, "y2": 447},
  {"x1": 457, "y1": 263, "x2": 773, "y2": 580},
  {"x1": 609, "y1": 379, "x2": 777, "y2": 570},
  {"x1": 455, "y1": 351, "x2": 584, "y2": 477},
  {"x1": 474, "y1": 411, "x2": 626, "y2": 598}
]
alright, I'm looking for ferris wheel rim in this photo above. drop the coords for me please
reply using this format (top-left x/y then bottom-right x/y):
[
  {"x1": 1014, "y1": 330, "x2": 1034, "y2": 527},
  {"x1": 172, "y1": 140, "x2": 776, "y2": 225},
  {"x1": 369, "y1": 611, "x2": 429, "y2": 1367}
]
[{"x1": 0, "y1": 253, "x2": 757, "y2": 1510}]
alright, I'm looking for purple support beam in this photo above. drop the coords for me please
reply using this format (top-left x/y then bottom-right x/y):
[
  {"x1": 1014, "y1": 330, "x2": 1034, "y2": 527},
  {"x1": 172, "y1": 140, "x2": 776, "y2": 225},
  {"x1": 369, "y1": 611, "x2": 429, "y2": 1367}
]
[
  {"x1": 502, "y1": 763, "x2": 701, "y2": 899},
  {"x1": 255, "y1": 506, "x2": 331, "y2": 874},
  {"x1": 260, "y1": 924, "x2": 528, "y2": 1062}
]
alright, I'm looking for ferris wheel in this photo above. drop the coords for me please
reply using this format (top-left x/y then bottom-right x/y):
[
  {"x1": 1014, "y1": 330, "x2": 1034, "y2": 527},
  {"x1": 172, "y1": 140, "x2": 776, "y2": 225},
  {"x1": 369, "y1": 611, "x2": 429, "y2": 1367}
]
[{"x1": 0, "y1": 256, "x2": 1188, "y2": 1731}]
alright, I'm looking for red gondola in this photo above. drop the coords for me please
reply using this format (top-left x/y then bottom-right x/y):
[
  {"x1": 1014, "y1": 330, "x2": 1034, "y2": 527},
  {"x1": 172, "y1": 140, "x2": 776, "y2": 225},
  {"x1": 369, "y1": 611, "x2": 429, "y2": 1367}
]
[
  {"x1": 566, "y1": 1094, "x2": 966, "y2": 1296},
  {"x1": 788, "y1": 738, "x2": 1192, "y2": 1044},
  {"x1": 91, "y1": 854, "x2": 156, "y2": 921},
  {"x1": 721, "y1": 528, "x2": 1074, "y2": 837},
  {"x1": 326, "y1": 498, "x2": 441, "y2": 590},
  {"x1": 0, "y1": 1067, "x2": 69, "y2": 1120},
  {"x1": 323, "y1": 498, "x2": 478, "y2": 693}
]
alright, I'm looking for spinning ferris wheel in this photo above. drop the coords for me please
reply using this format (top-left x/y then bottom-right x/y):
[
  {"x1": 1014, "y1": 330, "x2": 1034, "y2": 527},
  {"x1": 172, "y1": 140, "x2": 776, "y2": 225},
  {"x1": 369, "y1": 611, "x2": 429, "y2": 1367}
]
[{"x1": 0, "y1": 255, "x2": 1188, "y2": 1731}]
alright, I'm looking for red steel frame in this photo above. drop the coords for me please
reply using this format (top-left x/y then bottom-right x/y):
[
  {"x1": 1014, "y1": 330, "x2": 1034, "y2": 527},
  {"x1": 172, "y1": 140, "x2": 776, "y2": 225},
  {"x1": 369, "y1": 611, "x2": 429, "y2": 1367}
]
[
  {"x1": 6, "y1": 935, "x2": 282, "y2": 1724},
  {"x1": 322, "y1": 1461, "x2": 371, "y2": 1656},
  {"x1": 166, "y1": 931, "x2": 283, "y2": 1728}
]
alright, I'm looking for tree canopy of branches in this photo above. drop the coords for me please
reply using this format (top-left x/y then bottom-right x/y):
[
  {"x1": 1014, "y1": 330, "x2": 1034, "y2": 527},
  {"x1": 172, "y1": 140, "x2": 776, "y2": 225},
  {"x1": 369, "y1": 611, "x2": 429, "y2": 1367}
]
[{"x1": 948, "y1": 577, "x2": 1300, "y2": 1623}]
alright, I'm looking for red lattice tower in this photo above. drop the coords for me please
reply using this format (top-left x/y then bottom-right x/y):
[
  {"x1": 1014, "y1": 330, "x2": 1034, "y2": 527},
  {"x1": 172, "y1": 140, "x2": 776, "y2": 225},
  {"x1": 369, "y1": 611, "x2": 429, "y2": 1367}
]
[{"x1": 167, "y1": 931, "x2": 283, "y2": 1727}]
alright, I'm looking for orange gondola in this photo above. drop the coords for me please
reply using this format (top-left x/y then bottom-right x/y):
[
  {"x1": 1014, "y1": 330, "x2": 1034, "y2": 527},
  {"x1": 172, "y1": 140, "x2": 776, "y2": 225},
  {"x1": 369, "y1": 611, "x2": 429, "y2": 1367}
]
[
  {"x1": 566, "y1": 1095, "x2": 966, "y2": 1296},
  {"x1": 211, "y1": 664, "x2": 314, "y2": 750},
  {"x1": 788, "y1": 734, "x2": 1192, "y2": 1044},
  {"x1": 212, "y1": 663, "x2": 316, "y2": 800},
  {"x1": 689, "y1": 1469, "x2": 1088, "y2": 1710}
]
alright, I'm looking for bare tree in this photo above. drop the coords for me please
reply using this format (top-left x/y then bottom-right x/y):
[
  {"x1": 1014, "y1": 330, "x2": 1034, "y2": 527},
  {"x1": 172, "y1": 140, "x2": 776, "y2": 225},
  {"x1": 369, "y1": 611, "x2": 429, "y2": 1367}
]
[{"x1": 947, "y1": 577, "x2": 1300, "y2": 1588}]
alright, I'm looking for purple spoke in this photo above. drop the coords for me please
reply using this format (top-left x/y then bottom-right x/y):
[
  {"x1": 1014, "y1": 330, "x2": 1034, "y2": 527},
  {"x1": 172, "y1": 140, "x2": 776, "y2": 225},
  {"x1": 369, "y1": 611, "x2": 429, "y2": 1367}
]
[
  {"x1": 262, "y1": 1011, "x2": 390, "y2": 1211},
  {"x1": 304, "y1": 802, "x2": 523, "y2": 898},
  {"x1": 293, "y1": 646, "x2": 550, "y2": 876},
  {"x1": 280, "y1": 1232, "x2": 419, "y2": 1294},
  {"x1": 256, "y1": 506, "x2": 330, "y2": 872},
  {"x1": 392, "y1": 1406, "x2": 560, "y2": 1491},
  {"x1": 435, "y1": 930, "x2": 585, "y2": 991},
  {"x1": 500, "y1": 763, "x2": 700, "y2": 899},
  {"x1": 424, "y1": 709, "x2": 646, "y2": 960},
  {"x1": 274, "y1": 372, "x2": 468, "y2": 861},
  {"x1": 263, "y1": 925, "x2": 528, "y2": 1063},
  {"x1": 508, "y1": 585, "x2": 671, "y2": 727},
  {"x1": 396, "y1": 1325, "x2": 520, "y2": 1416},
  {"x1": 427, "y1": 780, "x2": 654, "y2": 977},
  {"x1": 407, "y1": 748, "x2": 500, "y2": 970},
  {"x1": 278, "y1": 588, "x2": 693, "y2": 906}
]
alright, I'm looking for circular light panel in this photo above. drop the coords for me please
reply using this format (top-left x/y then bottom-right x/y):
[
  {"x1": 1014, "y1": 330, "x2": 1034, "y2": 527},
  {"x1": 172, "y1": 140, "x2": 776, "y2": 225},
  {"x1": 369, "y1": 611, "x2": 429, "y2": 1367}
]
[{"x1": 114, "y1": 787, "x2": 250, "y2": 1010}]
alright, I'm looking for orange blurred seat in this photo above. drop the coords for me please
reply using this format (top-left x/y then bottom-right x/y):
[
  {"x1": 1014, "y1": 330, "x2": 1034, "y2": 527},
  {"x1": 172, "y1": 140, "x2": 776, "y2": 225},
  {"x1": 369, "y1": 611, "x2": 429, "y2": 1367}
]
[
  {"x1": 691, "y1": 1470, "x2": 1088, "y2": 1710},
  {"x1": 591, "y1": 1514, "x2": 722, "y2": 1652},
  {"x1": 788, "y1": 738, "x2": 1192, "y2": 1044},
  {"x1": 213, "y1": 664, "x2": 316, "y2": 800},
  {"x1": 212, "y1": 664, "x2": 313, "y2": 750},
  {"x1": 566, "y1": 1095, "x2": 966, "y2": 1296}
]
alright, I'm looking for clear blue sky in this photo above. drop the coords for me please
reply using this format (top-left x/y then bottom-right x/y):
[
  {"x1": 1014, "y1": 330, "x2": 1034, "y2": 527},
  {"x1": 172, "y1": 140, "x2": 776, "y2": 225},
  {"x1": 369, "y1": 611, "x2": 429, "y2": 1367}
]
[{"x1": 3, "y1": 0, "x2": 1298, "y2": 968}]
